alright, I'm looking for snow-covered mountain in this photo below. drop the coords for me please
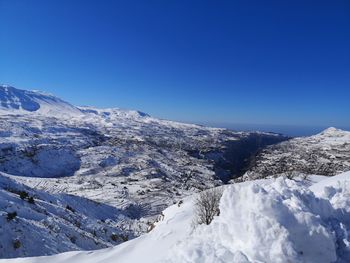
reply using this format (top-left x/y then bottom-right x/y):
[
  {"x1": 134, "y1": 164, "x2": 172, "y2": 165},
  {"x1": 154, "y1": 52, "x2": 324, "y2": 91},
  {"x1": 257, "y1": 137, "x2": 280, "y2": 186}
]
[
  {"x1": 1, "y1": 84, "x2": 350, "y2": 262},
  {"x1": 0, "y1": 85, "x2": 288, "y2": 258},
  {"x1": 3, "y1": 171, "x2": 350, "y2": 263},
  {"x1": 0, "y1": 85, "x2": 82, "y2": 117},
  {"x1": 241, "y1": 127, "x2": 350, "y2": 181}
]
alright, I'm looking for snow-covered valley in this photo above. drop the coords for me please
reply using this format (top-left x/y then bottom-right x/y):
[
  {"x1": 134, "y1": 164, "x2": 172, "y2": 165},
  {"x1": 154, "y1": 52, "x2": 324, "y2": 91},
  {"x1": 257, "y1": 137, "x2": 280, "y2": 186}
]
[{"x1": 1, "y1": 85, "x2": 350, "y2": 262}]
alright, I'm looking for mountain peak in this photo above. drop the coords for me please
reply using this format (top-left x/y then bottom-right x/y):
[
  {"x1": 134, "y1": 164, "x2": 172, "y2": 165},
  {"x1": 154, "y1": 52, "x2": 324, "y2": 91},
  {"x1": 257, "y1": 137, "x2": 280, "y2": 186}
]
[
  {"x1": 0, "y1": 85, "x2": 82, "y2": 117},
  {"x1": 319, "y1": 127, "x2": 345, "y2": 136}
]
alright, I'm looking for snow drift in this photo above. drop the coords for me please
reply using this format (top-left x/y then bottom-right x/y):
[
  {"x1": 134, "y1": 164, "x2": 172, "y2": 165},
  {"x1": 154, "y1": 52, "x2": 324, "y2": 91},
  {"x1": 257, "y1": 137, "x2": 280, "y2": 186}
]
[{"x1": 170, "y1": 178, "x2": 345, "y2": 263}]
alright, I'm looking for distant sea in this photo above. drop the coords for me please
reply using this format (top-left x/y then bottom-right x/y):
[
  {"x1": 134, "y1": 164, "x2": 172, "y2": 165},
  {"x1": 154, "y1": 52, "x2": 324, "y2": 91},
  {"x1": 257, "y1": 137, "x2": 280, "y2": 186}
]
[{"x1": 195, "y1": 122, "x2": 350, "y2": 137}]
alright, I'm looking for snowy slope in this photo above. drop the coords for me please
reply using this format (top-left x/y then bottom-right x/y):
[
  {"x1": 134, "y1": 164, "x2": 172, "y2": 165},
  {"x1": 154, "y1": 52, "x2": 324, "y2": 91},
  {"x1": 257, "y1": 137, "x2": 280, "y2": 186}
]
[
  {"x1": 4, "y1": 171, "x2": 350, "y2": 263},
  {"x1": 0, "y1": 85, "x2": 82, "y2": 117},
  {"x1": 0, "y1": 172, "x2": 139, "y2": 258},
  {"x1": 310, "y1": 170, "x2": 350, "y2": 194},
  {"x1": 242, "y1": 127, "x2": 350, "y2": 181}
]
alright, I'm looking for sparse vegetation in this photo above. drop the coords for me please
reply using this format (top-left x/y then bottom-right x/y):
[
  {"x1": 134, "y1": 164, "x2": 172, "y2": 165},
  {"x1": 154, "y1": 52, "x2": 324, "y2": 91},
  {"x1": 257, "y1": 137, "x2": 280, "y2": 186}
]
[
  {"x1": 19, "y1": 191, "x2": 29, "y2": 200},
  {"x1": 194, "y1": 188, "x2": 223, "y2": 225},
  {"x1": 13, "y1": 239, "x2": 21, "y2": 249},
  {"x1": 120, "y1": 234, "x2": 128, "y2": 242},
  {"x1": 66, "y1": 205, "x2": 75, "y2": 213},
  {"x1": 70, "y1": 236, "x2": 77, "y2": 244},
  {"x1": 6, "y1": 212, "x2": 17, "y2": 222},
  {"x1": 110, "y1": 233, "x2": 118, "y2": 242},
  {"x1": 28, "y1": 196, "x2": 35, "y2": 204}
]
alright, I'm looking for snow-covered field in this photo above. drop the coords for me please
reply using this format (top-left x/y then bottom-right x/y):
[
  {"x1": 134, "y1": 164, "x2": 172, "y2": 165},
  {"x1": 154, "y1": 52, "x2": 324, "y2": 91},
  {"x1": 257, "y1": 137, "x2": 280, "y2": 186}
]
[{"x1": 3, "y1": 171, "x2": 350, "y2": 263}]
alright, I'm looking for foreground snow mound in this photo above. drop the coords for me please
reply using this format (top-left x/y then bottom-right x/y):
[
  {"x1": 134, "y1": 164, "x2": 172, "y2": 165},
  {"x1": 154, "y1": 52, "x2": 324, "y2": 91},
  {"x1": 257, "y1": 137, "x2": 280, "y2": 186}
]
[
  {"x1": 310, "y1": 170, "x2": 350, "y2": 195},
  {"x1": 170, "y1": 178, "x2": 349, "y2": 263}
]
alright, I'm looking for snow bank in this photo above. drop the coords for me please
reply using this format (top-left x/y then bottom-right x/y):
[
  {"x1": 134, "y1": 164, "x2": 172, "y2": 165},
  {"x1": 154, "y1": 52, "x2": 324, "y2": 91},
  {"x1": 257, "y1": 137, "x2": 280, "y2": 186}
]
[
  {"x1": 169, "y1": 178, "x2": 344, "y2": 263},
  {"x1": 310, "y1": 171, "x2": 350, "y2": 194}
]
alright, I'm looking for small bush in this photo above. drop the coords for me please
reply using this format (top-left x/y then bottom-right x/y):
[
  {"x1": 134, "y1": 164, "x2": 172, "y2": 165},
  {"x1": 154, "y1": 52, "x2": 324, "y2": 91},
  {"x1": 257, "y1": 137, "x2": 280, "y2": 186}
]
[
  {"x1": 13, "y1": 239, "x2": 21, "y2": 249},
  {"x1": 120, "y1": 234, "x2": 128, "y2": 242},
  {"x1": 27, "y1": 196, "x2": 35, "y2": 204},
  {"x1": 194, "y1": 188, "x2": 223, "y2": 225},
  {"x1": 19, "y1": 191, "x2": 29, "y2": 200},
  {"x1": 6, "y1": 212, "x2": 17, "y2": 222},
  {"x1": 110, "y1": 233, "x2": 118, "y2": 242},
  {"x1": 66, "y1": 205, "x2": 75, "y2": 213},
  {"x1": 70, "y1": 236, "x2": 77, "y2": 244},
  {"x1": 74, "y1": 220, "x2": 81, "y2": 228}
]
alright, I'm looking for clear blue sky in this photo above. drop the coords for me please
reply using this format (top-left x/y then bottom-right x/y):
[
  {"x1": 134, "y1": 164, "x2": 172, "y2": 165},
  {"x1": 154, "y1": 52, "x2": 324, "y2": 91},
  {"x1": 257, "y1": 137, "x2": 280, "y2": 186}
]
[{"x1": 1, "y1": 0, "x2": 349, "y2": 129}]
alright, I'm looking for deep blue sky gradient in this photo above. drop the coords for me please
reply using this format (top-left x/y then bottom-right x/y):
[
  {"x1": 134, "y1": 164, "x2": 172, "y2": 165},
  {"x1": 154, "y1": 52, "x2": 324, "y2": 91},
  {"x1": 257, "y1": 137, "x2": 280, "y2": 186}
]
[{"x1": 1, "y1": 0, "x2": 350, "y2": 132}]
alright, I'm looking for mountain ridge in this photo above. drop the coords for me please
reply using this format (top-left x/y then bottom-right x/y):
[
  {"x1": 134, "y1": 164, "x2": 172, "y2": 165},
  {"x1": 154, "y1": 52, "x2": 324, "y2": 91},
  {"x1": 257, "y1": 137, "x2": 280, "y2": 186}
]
[
  {"x1": 242, "y1": 126, "x2": 350, "y2": 181},
  {"x1": 0, "y1": 85, "x2": 82, "y2": 117}
]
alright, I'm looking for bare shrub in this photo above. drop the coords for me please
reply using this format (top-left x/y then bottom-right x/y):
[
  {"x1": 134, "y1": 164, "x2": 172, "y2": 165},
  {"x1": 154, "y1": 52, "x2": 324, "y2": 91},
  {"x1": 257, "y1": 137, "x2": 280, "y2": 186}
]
[
  {"x1": 300, "y1": 173, "x2": 310, "y2": 181},
  {"x1": 282, "y1": 171, "x2": 309, "y2": 181},
  {"x1": 194, "y1": 188, "x2": 223, "y2": 225},
  {"x1": 282, "y1": 171, "x2": 300, "y2": 180},
  {"x1": 6, "y1": 212, "x2": 17, "y2": 222},
  {"x1": 13, "y1": 239, "x2": 21, "y2": 249}
]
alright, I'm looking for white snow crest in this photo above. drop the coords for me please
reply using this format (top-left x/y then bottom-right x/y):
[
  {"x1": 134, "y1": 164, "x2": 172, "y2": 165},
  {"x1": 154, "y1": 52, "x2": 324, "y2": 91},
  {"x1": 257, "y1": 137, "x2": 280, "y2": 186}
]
[{"x1": 169, "y1": 178, "x2": 340, "y2": 263}]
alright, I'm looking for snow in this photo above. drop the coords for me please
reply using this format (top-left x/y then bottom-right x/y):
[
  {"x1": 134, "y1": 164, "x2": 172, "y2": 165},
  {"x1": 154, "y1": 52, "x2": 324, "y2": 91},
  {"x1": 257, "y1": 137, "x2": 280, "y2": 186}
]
[
  {"x1": 170, "y1": 179, "x2": 339, "y2": 263},
  {"x1": 4, "y1": 171, "x2": 350, "y2": 263},
  {"x1": 1, "y1": 85, "x2": 349, "y2": 262},
  {"x1": 310, "y1": 171, "x2": 350, "y2": 194},
  {"x1": 0, "y1": 172, "x2": 137, "y2": 258},
  {"x1": 0, "y1": 196, "x2": 195, "y2": 263},
  {"x1": 0, "y1": 85, "x2": 82, "y2": 117},
  {"x1": 244, "y1": 127, "x2": 350, "y2": 180},
  {"x1": 0, "y1": 85, "x2": 287, "y2": 257}
]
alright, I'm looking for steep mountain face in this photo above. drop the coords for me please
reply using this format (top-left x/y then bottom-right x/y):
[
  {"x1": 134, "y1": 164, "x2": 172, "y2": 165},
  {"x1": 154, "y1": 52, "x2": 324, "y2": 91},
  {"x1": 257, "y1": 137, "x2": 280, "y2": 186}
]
[
  {"x1": 0, "y1": 85, "x2": 288, "y2": 258},
  {"x1": 242, "y1": 127, "x2": 350, "y2": 181}
]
